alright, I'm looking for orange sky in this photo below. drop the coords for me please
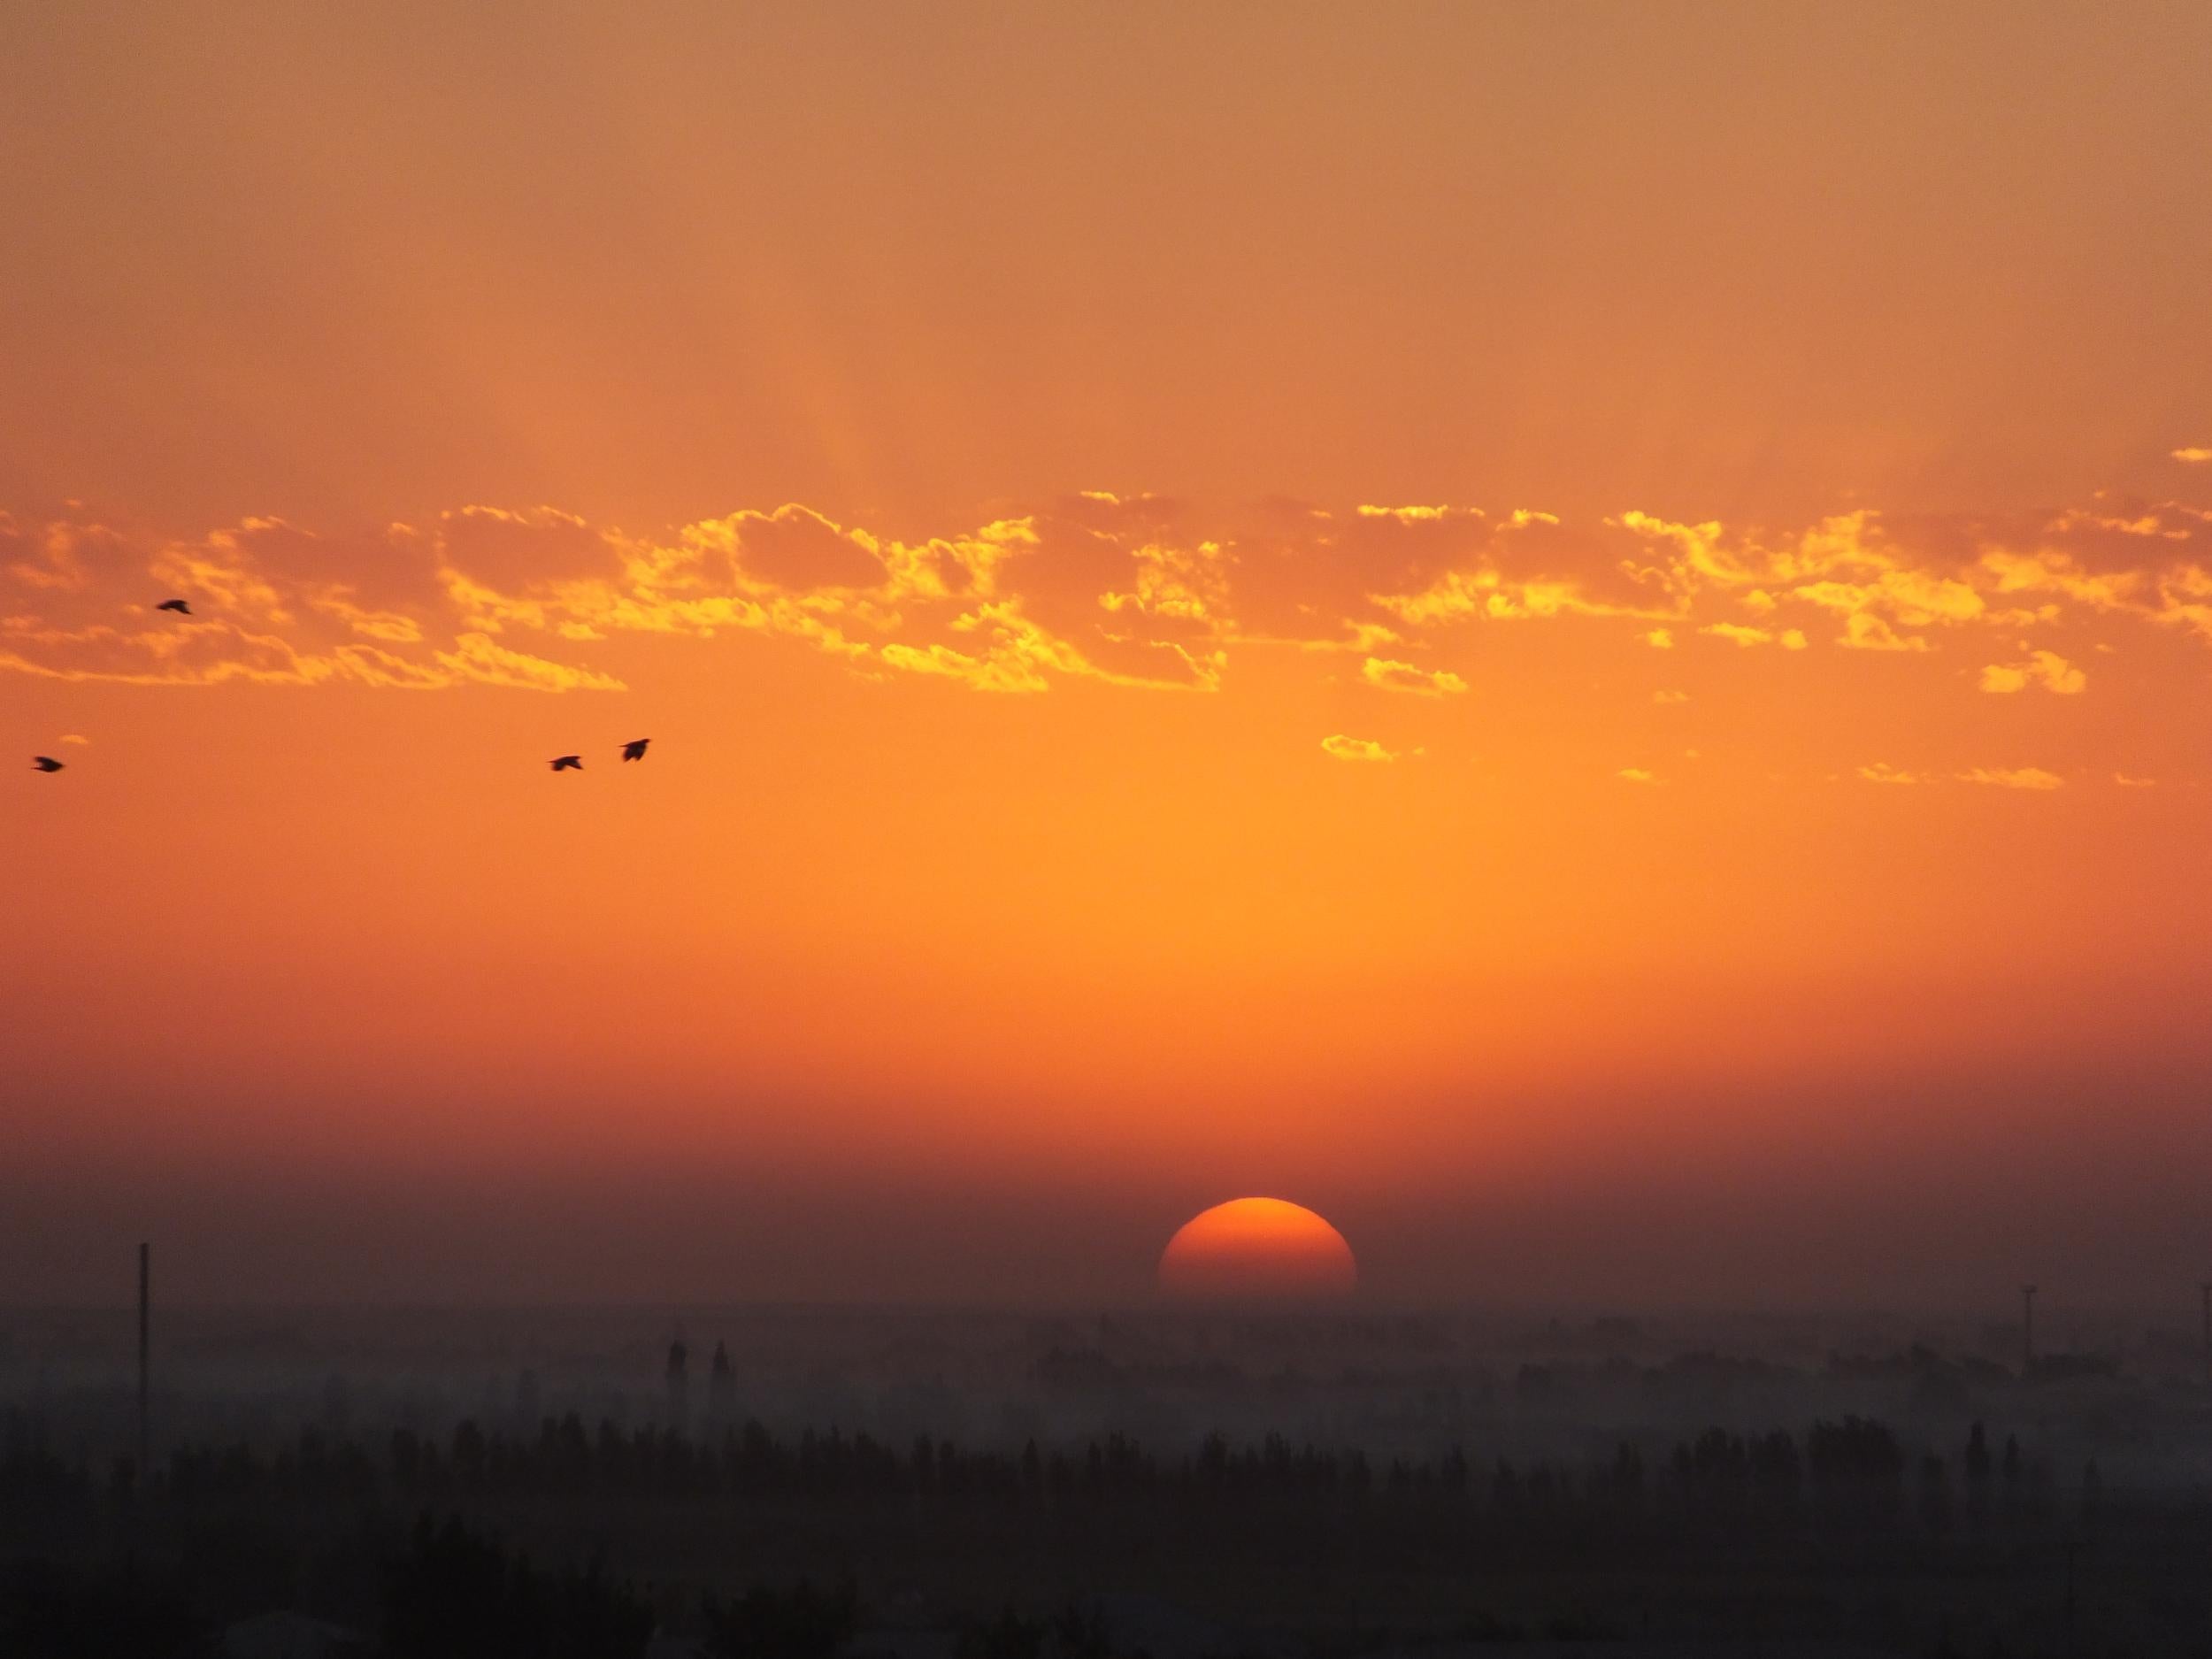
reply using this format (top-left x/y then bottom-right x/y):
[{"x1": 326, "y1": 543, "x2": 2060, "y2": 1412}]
[{"x1": 4, "y1": 3, "x2": 2211, "y2": 1307}]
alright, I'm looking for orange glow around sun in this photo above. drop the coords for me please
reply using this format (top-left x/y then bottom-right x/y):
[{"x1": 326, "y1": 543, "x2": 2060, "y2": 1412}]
[{"x1": 1158, "y1": 1199, "x2": 1358, "y2": 1302}]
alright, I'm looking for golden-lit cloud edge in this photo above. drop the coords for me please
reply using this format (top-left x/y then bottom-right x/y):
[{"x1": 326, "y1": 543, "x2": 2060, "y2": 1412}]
[
  {"x1": 1858, "y1": 764, "x2": 2073, "y2": 790},
  {"x1": 1321, "y1": 733, "x2": 1400, "y2": 763},
  {"x1": 6, "y1": 488, "x2": 2212, "y2": 714}
]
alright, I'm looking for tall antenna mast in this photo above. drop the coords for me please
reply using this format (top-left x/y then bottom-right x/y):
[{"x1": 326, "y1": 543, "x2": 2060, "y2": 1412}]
[{"x1": 137, "y1": 1242, "x2": 150, "y2": 1479}]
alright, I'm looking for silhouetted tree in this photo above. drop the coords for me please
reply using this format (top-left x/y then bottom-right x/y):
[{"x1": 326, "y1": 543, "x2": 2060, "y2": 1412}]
[
  {"x1": 957, "y1": 1606, "x2": 1047, "y2": 1659},
  {"x1": 0, "y1": 1556, "x2": 203, "y2": 1658},
  {"x1": 1916, "y1": 1453, "x2": 1954, "y2": 1539},
  {"x1": 380, "y1": 1513, "x2": 651, "y2": 1659},
  {"x1": 1964, "y1": 1421, "x2": 1993, "y2": 1532},
  {"x1": 701, "y1": 1578, "x2": 855, "y2": 1659},
  {"x1": 1808, "y1": 1417, "x2": 1904, "y2": 1532}
]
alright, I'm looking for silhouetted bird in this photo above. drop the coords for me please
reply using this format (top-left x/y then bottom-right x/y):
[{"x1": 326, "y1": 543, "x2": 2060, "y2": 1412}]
[
  {"x1": 621, "y1": 738, "x2": 650, "y2": 762},
  {"x1": 550, "y1": 755, "x2": 583, "y2": 772},
  {"x1": 33, "y1": 756, "x2": 64, "y2": 772},
  {"x1": 156, "y1": 598, "x2": 192, "y2": 615}
]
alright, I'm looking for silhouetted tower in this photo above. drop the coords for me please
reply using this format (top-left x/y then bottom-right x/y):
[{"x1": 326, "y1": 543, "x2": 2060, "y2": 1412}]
[
  {"x1": 2021, "y1": 1285, "x2": 2037, "y2": 1375},
  {"x1": 707, "y1": 1339, "x2": 736, "y2": 1429},
  {"x1": 665, "y1": 1334, "x2": 690, "y2": 1437},
  {"x1": 136, "y1": 1242, "x2": 150, "y2": 1478}
]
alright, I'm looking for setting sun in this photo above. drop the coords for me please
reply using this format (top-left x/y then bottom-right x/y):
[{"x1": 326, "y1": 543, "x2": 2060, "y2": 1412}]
[{"x1": 1158, "y1": 1198, "x2": 1358, "y2": 1302}]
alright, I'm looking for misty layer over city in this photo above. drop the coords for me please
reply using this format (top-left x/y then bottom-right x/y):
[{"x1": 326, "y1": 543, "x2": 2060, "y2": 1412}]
[{"x1": 12, "y1": 1287, "x2": 2212, "y2": 1652}]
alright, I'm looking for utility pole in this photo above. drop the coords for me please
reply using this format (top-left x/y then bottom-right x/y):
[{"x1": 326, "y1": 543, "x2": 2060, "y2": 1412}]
[
  {"x1": 137, "y1": 1242, "x2": 150, "y2": 1479},
  {"x1": 2021, "y1": 1284, "x2": 2037, "y2": 1377}
]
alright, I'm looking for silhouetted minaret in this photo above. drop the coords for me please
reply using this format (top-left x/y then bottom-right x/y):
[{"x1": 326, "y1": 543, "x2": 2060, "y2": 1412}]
[
  {"x1": 2021, "y1": 1284, "x2": 2037, "y2": 1376},
  {"x1": 136, "y1": 1242, "x2": 150, "y2": 1478}
]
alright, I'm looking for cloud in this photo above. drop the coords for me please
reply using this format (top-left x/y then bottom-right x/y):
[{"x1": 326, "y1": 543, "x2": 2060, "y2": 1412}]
[
  {"x1": 0, "y1": 496, "x2": 1231, "y2": 699},
  {"x1": 1359, "y1": 657, "x2": 1467, "y2": 697},
  {"x1": 2173, "y1": 448, "x2": 2212, "y2": 465},
  {"x1": 1959, "y1": 766, "x2": 2063, "y2": 790},
  {"x1": 1978, "y1": 549, "x2": 2142, "y2": 611},
  {"x1": 2152, "y1": 563, "x2": 2212, "y2": 644},
  {"x1": 1701, "y1": 622, "x2": 1808, "y2": 649},
  {"x1": 1793, "y1": 569, "x2": 1983, "y2": 632},
  {"x1": 4, "y1": 518, "x2": 141, "y2": 593},
  {"x1": 2114, "y1": 772, "x2": 2157, "y2": 787},
  {"x1": 436, "y1": 505, "x2": 617, "y2": 592},
  {"x1": 432, "y1": 633, "x2": 625, "y2": 692},
  {"x1": 1099, "y1": 540, "x2": 1230, "y2": 625},
  {"x1": 1856, "y1": 763, "x2": 1920, "y2": 785},
  {"x1": 1321, "y1": 734, "x2": 1398, "y2": 763},
  {"x1": 703, "y1": 504, "x2": 893, "y2": 592},
  {"x1": 0, "y1": 618, "x2": 356, "y2": 687},
  {"x1": 877, "y1": 638, "x2": 1054, "y2": 693},
  {"x1": 1355, "y1": 504, "x2": 1470, "y2": 523},
  {"x1": 877, "y1": 603, "x2": 1221, "y2": 695},
  {"x1": 1617, "y1": 767, "x2": 1660, "y2": 784},
  {"x1": 1654, "y1": 689, "x2": 1689, "y2": 704},
  {"x1": 1378, "y1": 570, "x2": 1646, "y2": 626},
  {"x1": 1978, "y1": 650, "x2": 2085, "y2": 695},
  {"x1": 4, "y1": 485, "x2": 2210, "y2": 717},
  {"x1": 1833, "y1": 611, "x2": 1927, "y2": 652},
  {"x1": 58, "y1": 733, "x2": 89, "y2": 745}
]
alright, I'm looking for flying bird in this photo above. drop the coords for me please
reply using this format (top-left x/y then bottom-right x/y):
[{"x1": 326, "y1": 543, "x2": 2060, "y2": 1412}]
[
  {"x1": 33, "y1": 756, "x2": 64, "y2": 772},
  {"x1": 549, "y1": 755, "x2": 583, "y2": 772},
  {"x1": 621, "y1": 738, "x2": 651, "y2": 762},
  {"x1": 156, "y1": 598, "x2": 192, "y2": 615}
]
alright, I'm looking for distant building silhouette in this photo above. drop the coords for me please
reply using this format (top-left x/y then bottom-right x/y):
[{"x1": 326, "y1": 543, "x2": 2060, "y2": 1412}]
[
  {"x1": 665, "y1": 1334, "x2": 690, "y2": 1436},
  {"x1": 708, "y1": 1339, "x2": 736, "y2": 1429}
]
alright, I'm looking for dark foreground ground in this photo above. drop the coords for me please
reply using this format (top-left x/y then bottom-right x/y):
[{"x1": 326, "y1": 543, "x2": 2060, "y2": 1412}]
[{"x1": 4, "y1": 1412, "x2": 2208, "y2": 1658}]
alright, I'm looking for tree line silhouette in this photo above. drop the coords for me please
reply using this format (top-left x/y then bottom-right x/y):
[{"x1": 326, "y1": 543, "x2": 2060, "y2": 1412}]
[
  {"x1": 0, "y1": 1406, "x2": 2176, "y2": 1659},
  {"x1": 1, "y1": 1407, "x2": 2078, "y2": 1544}
]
